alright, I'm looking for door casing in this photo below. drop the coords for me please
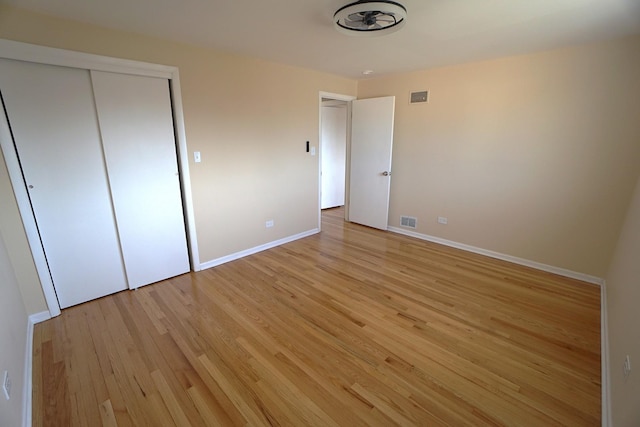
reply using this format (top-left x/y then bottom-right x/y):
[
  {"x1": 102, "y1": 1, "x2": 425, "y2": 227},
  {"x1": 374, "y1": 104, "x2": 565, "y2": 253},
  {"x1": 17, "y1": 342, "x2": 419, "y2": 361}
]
[{"x1": 317, "y1": 92, "x2": 356, "y2": 230}]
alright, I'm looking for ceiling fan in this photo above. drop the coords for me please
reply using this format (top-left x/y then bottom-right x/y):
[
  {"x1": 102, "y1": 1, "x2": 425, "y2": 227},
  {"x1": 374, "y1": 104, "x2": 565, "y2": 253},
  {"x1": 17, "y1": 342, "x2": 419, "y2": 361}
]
[{"x1": 334, "y1": 1, "x2": 407, "y2": 36}]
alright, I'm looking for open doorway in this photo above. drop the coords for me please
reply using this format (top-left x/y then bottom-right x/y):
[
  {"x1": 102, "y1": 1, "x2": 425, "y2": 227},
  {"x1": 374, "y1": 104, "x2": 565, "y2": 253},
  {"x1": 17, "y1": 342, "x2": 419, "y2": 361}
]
[
  {"x1": 321, "y1": 98, "x2": 348, "y2": 209},
  {"x1": 318, "y1": 92, "x2": 396, "y2": 232},
  {"x1": 318, "y1": 92, "x2": 355, "y2": 229}
]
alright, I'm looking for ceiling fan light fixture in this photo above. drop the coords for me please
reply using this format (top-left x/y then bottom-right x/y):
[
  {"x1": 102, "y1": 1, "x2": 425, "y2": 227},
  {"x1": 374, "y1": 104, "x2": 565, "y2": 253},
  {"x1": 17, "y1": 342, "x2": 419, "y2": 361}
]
[{"x1": 334, "y1": 0, "x2": 407, "y2": 37}]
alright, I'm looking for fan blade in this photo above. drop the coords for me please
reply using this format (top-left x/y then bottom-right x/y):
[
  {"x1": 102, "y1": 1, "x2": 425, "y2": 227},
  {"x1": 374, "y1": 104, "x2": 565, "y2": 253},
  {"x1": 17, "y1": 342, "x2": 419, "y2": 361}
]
[
  {"x1": 371, "y1": 23, "x2": 383, "y2": 29},
  {"x1": 376, "y1": 14, "x2": 397, "y2": 21},
  {"x1": 376, "y1": 18, "x2": 397, "y2": 25},
  {"x1": 347, "y1": 12, "x2": 366, "y2": 21},
  {"x1": 344, "y1": 19, "x2": 363, "y2": 27},
  {"x1": 344, "y1": 20, "x2": 368, "y2": 29}
]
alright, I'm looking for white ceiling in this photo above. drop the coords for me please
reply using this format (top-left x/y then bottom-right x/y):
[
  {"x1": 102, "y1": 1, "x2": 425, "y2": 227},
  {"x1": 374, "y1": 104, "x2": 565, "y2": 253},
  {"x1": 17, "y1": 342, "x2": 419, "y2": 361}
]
[{"x1": 3, "y1": 0, "x2": 640, "y2": 78}]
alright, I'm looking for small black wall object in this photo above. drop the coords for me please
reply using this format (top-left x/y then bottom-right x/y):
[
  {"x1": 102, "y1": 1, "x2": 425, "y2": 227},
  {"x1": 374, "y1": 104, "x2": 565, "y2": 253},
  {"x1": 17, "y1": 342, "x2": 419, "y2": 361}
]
[{"x1": 306, "y1": 141, "x2": 310, "y2": 152}]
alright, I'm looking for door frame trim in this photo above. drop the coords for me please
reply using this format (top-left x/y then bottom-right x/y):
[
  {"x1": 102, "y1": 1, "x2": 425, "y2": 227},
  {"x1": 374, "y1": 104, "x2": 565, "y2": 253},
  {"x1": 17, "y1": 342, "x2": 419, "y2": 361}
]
[
  {"x1": 0, "y1": 39, "x2": 200, "y2": 317},
  {"x1": 318, "y1": 92, "x2": 355, "y2": 230}
]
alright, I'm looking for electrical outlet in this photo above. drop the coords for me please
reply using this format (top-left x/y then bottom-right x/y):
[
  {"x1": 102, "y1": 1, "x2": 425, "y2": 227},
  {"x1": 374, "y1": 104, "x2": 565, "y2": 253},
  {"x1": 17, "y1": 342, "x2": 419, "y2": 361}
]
[
  {"x1": 437, "y1": 216, "x2": 448, "y2": 225},
  {"x1": 2, "y1": 370, "x2": 11, "y2": 400},
  {"x1": 624, "y1": 355, "x2": 631, "y2": 378},
  {"x1": 265, "y1": 220, "x2": 274, "y2": 228}
]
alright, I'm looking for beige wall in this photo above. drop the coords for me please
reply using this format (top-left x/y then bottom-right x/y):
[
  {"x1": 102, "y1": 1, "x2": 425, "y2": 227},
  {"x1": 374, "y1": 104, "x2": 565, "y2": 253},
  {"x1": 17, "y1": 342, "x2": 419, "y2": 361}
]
[
  {"x1": 606, "y1": 175, "x2": 640, "y2": 426},
  {"x1": 0, "y1": 148, "x2": 46, "y2": 313},
  {"x1": 358, "y1": 36, "x2": 640, "y2": 277},
  {"x1": 0, "y1": 231, "x2": 29, "y2": 427},
  {"x1": 0, "y1": 5, "x2": 357, "y2": 314}
]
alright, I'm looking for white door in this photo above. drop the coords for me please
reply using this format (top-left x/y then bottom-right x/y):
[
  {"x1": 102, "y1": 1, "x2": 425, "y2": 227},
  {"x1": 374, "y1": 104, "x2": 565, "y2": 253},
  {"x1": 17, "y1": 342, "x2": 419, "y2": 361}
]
[
  {"x1": 349, "y1": 96, "x2": 395, "y2": 230},
  {"x1": 321, "y1": 104, "x2": 347, "y2": 209},
  {"x1": 0, "y1": 59, "x2": 128, "y2": 308},
  {"x1": 91, "y1": 71, "x2": 190, "y2": 289}
]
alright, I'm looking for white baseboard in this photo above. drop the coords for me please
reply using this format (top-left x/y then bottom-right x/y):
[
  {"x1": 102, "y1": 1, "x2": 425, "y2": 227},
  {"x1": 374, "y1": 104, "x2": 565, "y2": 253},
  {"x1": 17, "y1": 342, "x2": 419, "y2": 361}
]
[
  {"x1": 388, "y1": 226, "x2": 605, "y2": 286},
  {"x1": 601, "y1": 283, "x2": 611, "y2": 427},
  {"x1": 28, "y1": 311, "x2": 51, "y2": 325},
  {"x1": 23, "y1": 311, "x2": 50, "y2": 427},
  {"x1": 199, "y1": 229, "x2": 320, "y2": 271}
]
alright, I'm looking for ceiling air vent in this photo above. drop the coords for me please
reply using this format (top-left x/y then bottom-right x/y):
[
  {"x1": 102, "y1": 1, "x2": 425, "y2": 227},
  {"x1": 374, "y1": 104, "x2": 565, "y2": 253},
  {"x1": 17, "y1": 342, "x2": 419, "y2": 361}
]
[
  {"x1": 400, "y1": 215, "x2": 417, "y2": 228},
  {"x1": 410, "y1": 90, "x2": 429, "y2": 104}
]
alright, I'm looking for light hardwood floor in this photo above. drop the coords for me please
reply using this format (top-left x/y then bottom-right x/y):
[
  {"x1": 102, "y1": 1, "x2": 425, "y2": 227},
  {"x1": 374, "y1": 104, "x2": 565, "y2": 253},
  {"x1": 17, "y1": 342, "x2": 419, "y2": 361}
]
[{"x1": 33, "y1": 207, "x2": 601, "y2": 426}]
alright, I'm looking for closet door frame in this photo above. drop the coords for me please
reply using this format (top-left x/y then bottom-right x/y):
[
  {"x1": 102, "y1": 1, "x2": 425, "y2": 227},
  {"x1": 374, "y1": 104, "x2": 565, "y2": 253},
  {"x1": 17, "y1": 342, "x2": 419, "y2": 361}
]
[{"x1": 0, "y1": 39, "x2": 200, "y2": 317}]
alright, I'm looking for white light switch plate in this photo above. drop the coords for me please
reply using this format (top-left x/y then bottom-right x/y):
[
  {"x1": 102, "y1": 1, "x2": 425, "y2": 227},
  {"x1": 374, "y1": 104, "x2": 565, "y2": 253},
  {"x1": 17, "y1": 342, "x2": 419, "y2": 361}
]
[{"x1": 194, "y1": 151, "x2": 201, "y2": 163}]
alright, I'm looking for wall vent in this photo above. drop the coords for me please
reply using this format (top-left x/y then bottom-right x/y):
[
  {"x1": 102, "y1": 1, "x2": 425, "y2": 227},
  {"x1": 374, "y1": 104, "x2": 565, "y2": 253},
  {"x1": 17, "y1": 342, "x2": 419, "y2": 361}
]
[
  {"x1": 400, "y1": 215, "x2": 417, "y2": 228},
  {"x1": 410, "y1": 90, "x2": 429, "y2": 104}
]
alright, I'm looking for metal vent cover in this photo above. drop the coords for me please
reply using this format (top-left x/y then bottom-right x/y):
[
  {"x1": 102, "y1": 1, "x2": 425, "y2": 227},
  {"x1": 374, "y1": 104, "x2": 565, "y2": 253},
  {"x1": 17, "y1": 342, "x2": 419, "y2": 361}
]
[
  {"x1": 410, "y1": 90, "x2": 429, "y2": 104},
  {"x1": 400, "y1": 215, "x2": 417, "y2": 228}
]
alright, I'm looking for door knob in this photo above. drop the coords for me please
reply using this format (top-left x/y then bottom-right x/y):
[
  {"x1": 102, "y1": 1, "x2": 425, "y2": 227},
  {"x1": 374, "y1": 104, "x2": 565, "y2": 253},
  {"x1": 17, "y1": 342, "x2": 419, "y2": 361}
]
[{"x1": 382, "y1": 171, "x2": 391, "y2": 176}]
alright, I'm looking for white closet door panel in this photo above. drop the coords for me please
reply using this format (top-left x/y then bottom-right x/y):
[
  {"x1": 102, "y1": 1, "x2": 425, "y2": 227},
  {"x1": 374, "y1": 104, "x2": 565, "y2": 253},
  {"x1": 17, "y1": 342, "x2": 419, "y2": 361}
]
[
  {"x1": 0, "y1": 59, "x2": 128, "y2": 308},
  {"x1": 91, "y1": 71, "x2": 189, "y2": 289}
]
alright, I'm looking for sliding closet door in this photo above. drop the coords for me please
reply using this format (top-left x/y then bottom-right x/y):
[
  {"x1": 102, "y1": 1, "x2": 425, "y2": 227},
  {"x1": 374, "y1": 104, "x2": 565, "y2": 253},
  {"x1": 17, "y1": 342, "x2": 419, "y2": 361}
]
[
  {"x1": 90, "y1": 71, "x2": 190, "y2": 289},
  {"x1": 0, "y1": 59, "x2": 128, "y2": 308}
]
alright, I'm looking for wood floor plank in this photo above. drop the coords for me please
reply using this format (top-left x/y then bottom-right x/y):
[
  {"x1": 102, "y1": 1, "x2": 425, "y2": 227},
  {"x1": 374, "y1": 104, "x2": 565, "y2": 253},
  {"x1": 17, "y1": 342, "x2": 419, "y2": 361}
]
[
  {"x1": 103, "y1": 374, "x2": 134, "y2": 427},
  {"x1": 150, "y1": 370, "x2": 192, "y2": 426},
  {"x1": 186, "y1": 385, "x2": 234, "y2": 427},
  {"x1": 31, "y1": 323, "x2": 44, "y2": 427},
  {"x1": 99, "y1": 399, "x2": 118, "y2": 427},
  {"x1": 198, "y1": 353, "x2": 269, "y2": 426},
  {"x1": 32, "y1": 207, "x2": 601, "y2": 426}
]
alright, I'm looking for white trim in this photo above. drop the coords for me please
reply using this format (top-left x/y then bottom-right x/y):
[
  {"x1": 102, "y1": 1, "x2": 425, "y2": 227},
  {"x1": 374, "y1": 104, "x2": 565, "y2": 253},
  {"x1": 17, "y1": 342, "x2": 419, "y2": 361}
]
[
  {"x1": 0, "y1": 39, "x2": 173, "y2": 78},
  {"x1": 318, "y1": 91, "x2": 356, "y2": 230},
  {"x1": 0, "y1": 91, "x2": 61, "y2": 318},
  {"x1": 22, "y1": 319, "x2": 34, "y2": 427},
  {"x1": 199, "y1": 229, "x2": 319, "y2": 270},
  {"x1": 28, "y1": 311, "x2": 51, "y2": 325},
  {"x1": 0, "y1": 39, "x2": 200, "y2": 311},
  {"x1": 601, "y1": 281, "x2": 611, "y2": 427},
  {"x1": 388, "y1": 226, "x2": 605, "y2": 286},
  {"x1": 319, "y1": 91, "x2": 357, "y2": 102},
  {"x1": 23, "y1": 311, "x2": 50, "y2": 427},
  {"x1": 169, "y1": 70, "x2": 200, "y2": 271}
]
